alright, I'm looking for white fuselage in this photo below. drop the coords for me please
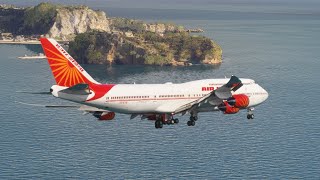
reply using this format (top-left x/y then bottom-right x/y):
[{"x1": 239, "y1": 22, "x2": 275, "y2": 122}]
[{"x1": 51, "y1": 78, "x2": 268, "y2": 114}]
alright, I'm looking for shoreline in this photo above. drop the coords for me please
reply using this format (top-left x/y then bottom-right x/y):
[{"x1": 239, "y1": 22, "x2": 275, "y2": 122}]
[
  {"x1": 0, "y1": 40, "x2": 69, "y2": 45},
  {"x1": 18, "y1": 56, "x2": 46, "y2": 59},
  {"x1": 0, "y1": 40, "x2": 41, "y2": 44}
]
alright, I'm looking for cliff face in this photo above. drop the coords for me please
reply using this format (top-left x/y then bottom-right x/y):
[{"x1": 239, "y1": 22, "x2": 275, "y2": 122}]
[
  {"x1": 48, "y1": 7, "x2": 111, "y2": 40},
  {"x1": 27, "y1": 6, "x2": 174, "y2": 40},
  {"x1": 0, "y1": 3, "x2": 183, "y2": 39},
  {"x1": 0, "y1": 3, "x2": 111, "y2": 39}
]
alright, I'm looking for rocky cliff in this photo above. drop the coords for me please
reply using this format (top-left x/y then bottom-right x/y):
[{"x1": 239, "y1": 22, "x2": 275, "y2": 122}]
[
  {"x1": 0, "y1": 3, "x2": 112, "y2": 39},
  {"x1": 48, "y1": 6, "x2": 111, "y2": 40},
  {"x1": 0, "y1": 3, "x2": 222, "y2": 66},
  {"x1": 0, "y1": 3, "x2": 178, "y2": 40}
]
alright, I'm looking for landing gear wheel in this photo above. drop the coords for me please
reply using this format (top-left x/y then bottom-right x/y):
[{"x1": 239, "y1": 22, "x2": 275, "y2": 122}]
[
  {"x1": 193, "y1": 116, "x2": 198, "y2": 121},
  {"x1": 159, "y1": 121, "x2": 163, "y2": 128},
  {"x1": 165, "y1": 120, "x2": 174, "y2": 125},
  {"x1": 191, "y1": 120, "x2": 195, "y2": 126},
  {"x1": 247, "y1": 114, "x2": 254, "y2": 119},
  {"x1": 174, "y1": 118, "x2": 179, "y2": 124},
  {"x1": 189, "y1": 116, "x2": 198, "y2": 121},
  {"x1": 187, "y1": 120, "x2": 195, "y2": 126},
  {"x1": 155, "y1": 120, "x2": 163, "y2": 128},
  {"x1": 247, "y1": 107, "x2": 255, "y2": 120}
]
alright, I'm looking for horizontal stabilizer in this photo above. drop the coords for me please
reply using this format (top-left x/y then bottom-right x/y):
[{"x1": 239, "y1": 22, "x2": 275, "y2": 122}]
[
  {"x1": 16, "y1": 91, "x2": 51, "y2": 95},
  {"x1": 60, "y1": 83, "x2": 91, "y2": 95},
  {"x1": 15, "y1": 101, "x2": 79, "y2": 108}
]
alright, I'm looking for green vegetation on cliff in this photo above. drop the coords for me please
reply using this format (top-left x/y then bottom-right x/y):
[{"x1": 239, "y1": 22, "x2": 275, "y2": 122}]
[
  {"x1": 0, "y1": 3, "x2": 58, "y2": 35},
  {"x1": 139, "y1": 32, "x2": 217, "y2": 63},
  {"x1": 22, "y1": 3, "x2": 58, "y2": 35},
  {"x1": 0, "y1": 3, "x2": 92, "y2": 35},
  {"x1": 68, "y1": 32, "x2": 115, "y2": 64},
  {"x1": 69, "y1": 30, "x2": 222, "y2": 66},
  {"x1": 111, "y1": 18, "x2": 145, "y2": 33}
]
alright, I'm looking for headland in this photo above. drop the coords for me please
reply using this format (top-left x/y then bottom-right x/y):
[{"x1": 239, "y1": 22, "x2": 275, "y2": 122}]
[{"x1": 0, "y1": 3, "x2": 222, "y2": 66}]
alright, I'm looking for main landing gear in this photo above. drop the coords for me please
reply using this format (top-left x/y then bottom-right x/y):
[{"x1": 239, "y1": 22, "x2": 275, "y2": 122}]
[
  {"x1": 155, "y1": 120, "x2": 163, "y2": 129},
  {"x1": 247, "y1": 107, "x2": 254, "y2": 119},
  {"x1": 155, "y1": 115, "x2": 179, "y2": 129},
  {"x1": 187, "y1": 113, "x2": 198, "y2": 126}
]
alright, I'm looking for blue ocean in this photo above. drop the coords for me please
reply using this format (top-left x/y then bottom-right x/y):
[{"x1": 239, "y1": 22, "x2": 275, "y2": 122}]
[{"x1": 0, "y1": 0, "x2": 319, "y2": 179}]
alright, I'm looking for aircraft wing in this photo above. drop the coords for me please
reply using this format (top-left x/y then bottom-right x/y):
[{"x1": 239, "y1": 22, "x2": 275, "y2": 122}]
[
  {"x1": 15, "y1": 101, "x2": 80, "y2": 108},
  {"x1": 16, "y1": 101, "x2": 108, "y2": 112},
  {"x1": 174, "y1": 75, "x2": 243, "y2": 114}
]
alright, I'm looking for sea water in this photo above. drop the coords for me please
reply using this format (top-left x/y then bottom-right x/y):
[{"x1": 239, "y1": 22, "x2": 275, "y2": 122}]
[{"x1": 0, "y1": 1, "x2": 319, "y2": 179}]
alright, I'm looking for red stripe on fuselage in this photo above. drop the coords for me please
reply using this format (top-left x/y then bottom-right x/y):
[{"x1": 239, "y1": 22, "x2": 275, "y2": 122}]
[{"x1": 87, "y1": 84, "x2": 115, "y2": 101}]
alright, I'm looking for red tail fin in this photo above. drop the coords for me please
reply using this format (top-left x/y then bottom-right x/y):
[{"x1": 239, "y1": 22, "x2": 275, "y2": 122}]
[{"x1": 40, "y1": 38, "x2": 99, "y2": 87}]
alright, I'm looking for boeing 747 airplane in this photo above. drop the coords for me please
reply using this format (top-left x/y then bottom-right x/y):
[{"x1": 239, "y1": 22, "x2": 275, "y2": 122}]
[{"x1": 39, "y1": 38, "x2": 268, "y2": 128}]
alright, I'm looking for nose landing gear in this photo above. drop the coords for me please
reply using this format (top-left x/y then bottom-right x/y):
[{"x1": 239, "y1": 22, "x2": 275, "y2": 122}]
[{"x1": 247, "y1": 107, "x2": 254, "y2": 119}]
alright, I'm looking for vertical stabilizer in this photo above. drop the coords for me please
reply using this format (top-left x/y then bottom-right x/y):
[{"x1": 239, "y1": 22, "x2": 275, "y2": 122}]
[{"x1": 40, "y1": 38, "x2": 99, "y2": 87}]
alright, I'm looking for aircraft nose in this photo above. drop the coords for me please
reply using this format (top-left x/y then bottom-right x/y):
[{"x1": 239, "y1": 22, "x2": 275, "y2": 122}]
[{"x1": 262, "y1": 87, "x2": 269, "y2": 102}]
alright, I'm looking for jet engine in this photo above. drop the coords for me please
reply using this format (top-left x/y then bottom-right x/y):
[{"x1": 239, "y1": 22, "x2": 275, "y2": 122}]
[
  {"x1": 226, "y1": 94, "x2": 249, "y2": 109},
  {"x1": 93, "y1": 111, "x2": 116, "y2": 120},
  {"x1": 218, "y1": 102, "x2": 240, "y2": 114}
]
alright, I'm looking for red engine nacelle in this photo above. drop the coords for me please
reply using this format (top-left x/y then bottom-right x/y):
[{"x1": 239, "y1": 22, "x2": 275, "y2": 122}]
[
  {"x1": 98, "y1": 112, "x2": 116, "y2": 120},
  {"x1": 227, "y1": 94, "x2": 249, "y2": 109},
  {"x1": 219, "y1": 102, "x2": 240, "y2": 114}
]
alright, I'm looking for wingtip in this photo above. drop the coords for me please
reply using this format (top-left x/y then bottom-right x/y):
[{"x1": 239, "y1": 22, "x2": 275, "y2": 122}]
[{"x1": 226, "y1": 75, "x2": 242, "y2": 90}]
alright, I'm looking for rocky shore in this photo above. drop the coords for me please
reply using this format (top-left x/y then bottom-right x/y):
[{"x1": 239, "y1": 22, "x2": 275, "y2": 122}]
[{"x1": 0, "y1": 3, "x2": 222, "y2": 66}]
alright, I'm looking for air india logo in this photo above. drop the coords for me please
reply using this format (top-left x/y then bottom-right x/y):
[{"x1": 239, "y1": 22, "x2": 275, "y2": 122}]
[{"x1": 45, "y1": 47, "x2": 87, "y2": 87}]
